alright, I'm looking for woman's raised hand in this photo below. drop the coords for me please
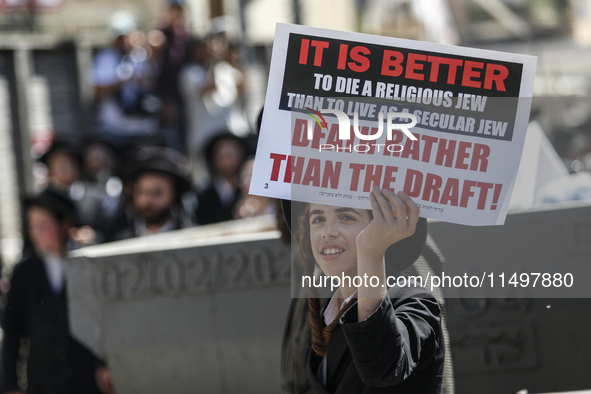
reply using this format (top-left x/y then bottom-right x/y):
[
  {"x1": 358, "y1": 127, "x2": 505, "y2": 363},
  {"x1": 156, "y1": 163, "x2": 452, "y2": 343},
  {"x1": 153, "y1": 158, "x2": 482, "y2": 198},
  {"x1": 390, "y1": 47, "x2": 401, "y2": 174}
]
[
  {"x1": 356, "y1": 187, "x2": 420, "y2": 260},
  {"x1": 356, "y1": 187, "x2": 420, "y2": 320}
]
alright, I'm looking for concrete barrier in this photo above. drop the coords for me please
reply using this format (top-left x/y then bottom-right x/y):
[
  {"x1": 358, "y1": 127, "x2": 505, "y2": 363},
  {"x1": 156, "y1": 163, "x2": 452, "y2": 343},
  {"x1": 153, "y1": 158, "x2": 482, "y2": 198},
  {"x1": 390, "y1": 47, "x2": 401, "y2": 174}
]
[
  {"x1": 66, "y1": 215, "x2": 292, "y2": 394},
  {"x1": 429, "y1": 202, "x2": 591, "y2": 394},
  {"x1": 66, "y1": 202, "x2": 591, "y2": 394}
]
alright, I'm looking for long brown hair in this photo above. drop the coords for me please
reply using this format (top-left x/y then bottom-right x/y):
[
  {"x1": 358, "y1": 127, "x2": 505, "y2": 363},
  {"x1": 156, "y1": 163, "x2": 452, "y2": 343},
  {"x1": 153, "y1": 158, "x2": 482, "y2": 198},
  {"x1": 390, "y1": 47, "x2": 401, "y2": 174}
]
[{"x1": 296, "y1": 203, "x2": 369, "y2": 357}]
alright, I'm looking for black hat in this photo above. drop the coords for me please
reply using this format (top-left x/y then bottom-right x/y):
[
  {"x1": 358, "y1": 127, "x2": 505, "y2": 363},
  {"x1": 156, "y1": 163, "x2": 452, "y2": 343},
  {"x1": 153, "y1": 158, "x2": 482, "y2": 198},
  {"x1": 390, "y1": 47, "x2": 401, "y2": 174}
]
[
  {"x1": 203, "y1": 132, "x2": 248, "y2": 172},
  {"x1": 281, "y1": 199, "x2": 428, "y2": 273},
  {"x1": 24, "y1": 188, "x2": 77, "y2": 222},
  {"x1": 121, "y1": 146, "x2": 192, "y2": 194},
  {"x1": 39, "y1": 138, "x2": 83, "y2": 167},
  {"x1": 82, "y1": 135, "x2": 119, "y2": 154}
]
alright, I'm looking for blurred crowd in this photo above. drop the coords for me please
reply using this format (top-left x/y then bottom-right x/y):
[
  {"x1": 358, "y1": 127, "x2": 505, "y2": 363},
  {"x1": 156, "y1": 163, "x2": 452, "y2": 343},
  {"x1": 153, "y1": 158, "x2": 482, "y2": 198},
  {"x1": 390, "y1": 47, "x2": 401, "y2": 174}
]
[
  {"x1": 30, "y1": 0, "x2": 276, "y2": 249},
  {"x1": 1, "y1": 2, "x2": 280, "y2": 393},
  {"x1": 34, "y1": 129, "x2": 274, "y2": 249},
  {"x1": 90, "y1": 1, "x2": 248, "y2": 159}
]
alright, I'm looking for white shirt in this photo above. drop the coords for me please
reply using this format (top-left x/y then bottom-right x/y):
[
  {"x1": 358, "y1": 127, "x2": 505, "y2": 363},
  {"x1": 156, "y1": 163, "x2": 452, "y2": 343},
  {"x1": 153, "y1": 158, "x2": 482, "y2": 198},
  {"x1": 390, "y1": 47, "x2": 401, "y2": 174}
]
[
  {"x1": 179, "y1": 61, "x2": 248, "y2": 157},
  {"x1": 324, "y1": 289, "x2": 356, "y2": 326},
  {"x1": 319, "y1": 290, "x2": 356, "y2": 385},
  {"x1": 179, "y1": 63, "x2": 228, "y2": 155},
  {"x1": 213, "y1": 177, "x2": 237, "y2": 207},
  {"x1": 90, "y1": 47, "x2": 159, "y2": 135},
  {"x1": 42, "y1": 254, "x2": 65, "y2": 294}
]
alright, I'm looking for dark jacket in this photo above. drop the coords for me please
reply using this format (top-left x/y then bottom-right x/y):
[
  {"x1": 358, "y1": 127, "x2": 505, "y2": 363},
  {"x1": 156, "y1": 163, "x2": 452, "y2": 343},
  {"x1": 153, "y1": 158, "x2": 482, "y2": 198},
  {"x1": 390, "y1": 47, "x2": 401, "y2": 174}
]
[
  {"x1": 2, "y1": 256, "x2": 102, "y2": 394},
  {"x1": 307, "y1": 286, "x2": 444, "y2": 393},
  {"x1": 196, "y1": 183, "x2": 241, "y2": 225}
]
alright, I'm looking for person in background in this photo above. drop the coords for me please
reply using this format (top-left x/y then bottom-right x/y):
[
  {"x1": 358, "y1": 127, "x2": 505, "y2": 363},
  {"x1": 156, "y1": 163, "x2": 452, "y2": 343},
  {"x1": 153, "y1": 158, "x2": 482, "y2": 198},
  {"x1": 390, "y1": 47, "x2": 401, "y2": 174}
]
[
  {"x1": 2, "y1": 189, "x2": 106, "y2": 394},
  {"x1": 90, "y1": 10, "x2": 161, "y2": 151},
  {"x1": 179, "y1": 28, "x2": 247, "y2": 186},
  {"x1": 40, "y1": 138, "x2": 82, "y2": 193},
  {"x1": 196, "y1": 133, "x2": 246, "y2": 225},
  {"x1": 40, "y1": 138, "x2": 118, "y2": 245},
  {"x1": 83, "y1": 140, "x2": 118, "y2": 187},
  {"x1": 107, "y1": 146, "x2": 194, "y2": 241},
  {"x1": 78, "y1": 139, "x2": 123, "y2": 243},
  {"x1": 39, "y1": 138, "x2": 100, "y2": 245},
  {"x1": 154, "y1": 0, "x2": 190, "y2": 153},
  {"x1": 179, "y1": 36, "x2": 217, "y2": 186},
  {"x1": 206, "y1": 17, "x2": 249, "y2": 137}
]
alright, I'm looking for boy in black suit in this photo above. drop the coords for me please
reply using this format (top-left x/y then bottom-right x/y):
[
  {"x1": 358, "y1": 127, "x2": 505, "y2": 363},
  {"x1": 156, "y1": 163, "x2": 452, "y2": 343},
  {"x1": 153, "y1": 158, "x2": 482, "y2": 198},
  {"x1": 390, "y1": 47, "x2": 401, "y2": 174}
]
[{"x1": 2, "y1": 190, "x2": 106, "y2": 394}]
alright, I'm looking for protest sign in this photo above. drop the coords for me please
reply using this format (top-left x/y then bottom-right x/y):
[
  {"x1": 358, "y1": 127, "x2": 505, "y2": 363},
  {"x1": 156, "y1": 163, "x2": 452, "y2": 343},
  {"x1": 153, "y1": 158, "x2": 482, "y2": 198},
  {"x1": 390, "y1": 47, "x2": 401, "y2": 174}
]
[{"x1": 250, "y1": 23, "x2": 537, "y2": 225}]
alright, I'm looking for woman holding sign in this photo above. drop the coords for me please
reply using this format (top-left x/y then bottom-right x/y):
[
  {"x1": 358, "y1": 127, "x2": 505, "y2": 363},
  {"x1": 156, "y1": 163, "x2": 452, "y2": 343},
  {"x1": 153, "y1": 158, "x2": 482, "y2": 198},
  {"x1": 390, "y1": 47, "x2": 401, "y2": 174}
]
[{"x1": 289, "y1": 187, "x2": 444, "y2": 393}]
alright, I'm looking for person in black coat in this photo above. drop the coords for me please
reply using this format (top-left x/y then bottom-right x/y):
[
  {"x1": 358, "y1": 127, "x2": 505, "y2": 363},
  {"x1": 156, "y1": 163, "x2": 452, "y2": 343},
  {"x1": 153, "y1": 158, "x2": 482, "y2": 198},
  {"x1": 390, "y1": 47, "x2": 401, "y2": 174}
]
[
  {"x1": 291, "y1": 187, "x2": 445, "y2": 393},
  {"x1": 106, "y1": 146, "x2": 194, "y2": 241},
  {"x1": 306, "y1": 286, "x2": 444, "y2": 393},
  {"x1": 2, "y1": 190, "x2": 104, "y2": 394},
  {"x1": 196, "y1": 132, "x2": 247, "y2": 225}
]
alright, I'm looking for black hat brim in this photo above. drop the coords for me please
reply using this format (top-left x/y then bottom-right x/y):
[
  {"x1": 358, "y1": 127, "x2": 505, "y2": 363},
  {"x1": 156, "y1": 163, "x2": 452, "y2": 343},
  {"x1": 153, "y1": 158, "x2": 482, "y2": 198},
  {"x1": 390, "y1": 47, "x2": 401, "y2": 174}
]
[
  {"x1": 23, "y1": 188, "x2": 77, "y2": 222},
  {"x1": 120, "y1": 158, "x2": 192, "y2": 195},
  {"x1": 123, "y1": 165, "x2": 192, "y2": 194},
  {"x1": 39, "y1": 139, "x2": 84, "y2": 166},
  {"x1": 120, "y1": 147, "x2": 192, "y2": 195}
]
